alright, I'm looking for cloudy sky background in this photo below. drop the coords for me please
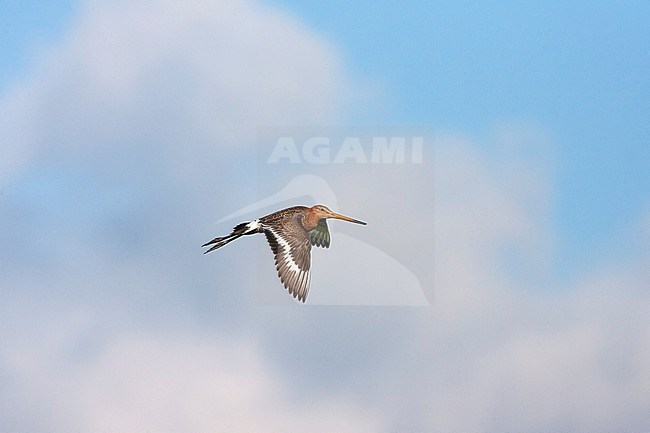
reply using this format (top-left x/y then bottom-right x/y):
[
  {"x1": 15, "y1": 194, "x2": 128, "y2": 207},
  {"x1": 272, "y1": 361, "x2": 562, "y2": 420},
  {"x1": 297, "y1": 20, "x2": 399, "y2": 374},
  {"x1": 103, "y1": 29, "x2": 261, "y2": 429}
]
[{"x1": 1, "y1": 1, "x2": 649, "y2": 432}]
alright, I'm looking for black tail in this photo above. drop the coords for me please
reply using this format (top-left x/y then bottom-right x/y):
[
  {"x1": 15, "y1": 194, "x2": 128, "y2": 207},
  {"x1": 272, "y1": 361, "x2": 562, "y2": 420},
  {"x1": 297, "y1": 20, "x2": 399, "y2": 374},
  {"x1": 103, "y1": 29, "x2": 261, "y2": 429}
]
[{"x1": 202, "y1": 222, "x2": 257, "y2": 254}]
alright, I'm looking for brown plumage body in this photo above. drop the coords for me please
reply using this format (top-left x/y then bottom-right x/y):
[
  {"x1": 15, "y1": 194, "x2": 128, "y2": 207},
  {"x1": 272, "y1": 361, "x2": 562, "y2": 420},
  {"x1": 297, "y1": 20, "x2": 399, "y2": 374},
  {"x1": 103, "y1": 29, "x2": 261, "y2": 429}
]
[{"x1": 203, "y1": 205, "x2": 366, "y2": 302}]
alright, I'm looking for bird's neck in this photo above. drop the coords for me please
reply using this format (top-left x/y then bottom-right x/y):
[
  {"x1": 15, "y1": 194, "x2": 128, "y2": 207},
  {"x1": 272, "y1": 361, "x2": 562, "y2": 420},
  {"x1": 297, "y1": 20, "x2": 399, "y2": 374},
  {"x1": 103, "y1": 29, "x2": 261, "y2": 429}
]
[{"x1": 302, "y1": 210, "x2": 320, "y2": 230}]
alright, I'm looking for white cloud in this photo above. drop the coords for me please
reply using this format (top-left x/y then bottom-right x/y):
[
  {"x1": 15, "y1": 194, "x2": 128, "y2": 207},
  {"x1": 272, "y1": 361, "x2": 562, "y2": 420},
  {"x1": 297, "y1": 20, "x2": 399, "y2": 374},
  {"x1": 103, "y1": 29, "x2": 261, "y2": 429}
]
[
  {"x1": 0, "y1": 0, "x2": 362, "y2": 430},
  {"x1": 1, "y1": 318, "x2": 382, "y2": 432},
  {"x1": 417, "y1": 268, "x2": 650, "y2": 432},
  {"x1": 0, "y1": 0, "x2": 345, "y2": 189},
  {"x1": 0, "y1": 81, "x2": 40, "y2": 185}
]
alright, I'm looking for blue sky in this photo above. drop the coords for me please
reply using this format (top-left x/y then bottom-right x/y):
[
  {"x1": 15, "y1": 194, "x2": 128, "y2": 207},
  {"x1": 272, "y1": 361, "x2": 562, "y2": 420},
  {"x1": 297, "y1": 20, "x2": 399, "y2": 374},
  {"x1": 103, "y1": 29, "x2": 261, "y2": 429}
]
[
  {"x1": 0, "y1": 1, "x2": 648, "y2": 432},
  {"x1": 0, "y1": 1, "x2": 76, "y2": 83}
]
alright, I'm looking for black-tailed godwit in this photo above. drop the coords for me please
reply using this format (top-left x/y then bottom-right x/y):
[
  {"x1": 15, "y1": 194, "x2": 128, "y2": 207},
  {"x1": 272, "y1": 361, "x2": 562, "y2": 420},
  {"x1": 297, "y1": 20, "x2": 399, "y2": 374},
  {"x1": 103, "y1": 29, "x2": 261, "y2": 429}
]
[{"x1": 203, "y1": 205, "x2": 366, "y2": 302}]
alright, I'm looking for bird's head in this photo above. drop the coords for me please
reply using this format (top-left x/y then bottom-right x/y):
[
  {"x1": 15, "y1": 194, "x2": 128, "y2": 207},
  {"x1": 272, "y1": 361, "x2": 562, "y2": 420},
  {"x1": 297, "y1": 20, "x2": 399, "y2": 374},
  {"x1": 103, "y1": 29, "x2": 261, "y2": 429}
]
[{"x1": 309, "y1": 204, "x2": 367, "y2": 225}]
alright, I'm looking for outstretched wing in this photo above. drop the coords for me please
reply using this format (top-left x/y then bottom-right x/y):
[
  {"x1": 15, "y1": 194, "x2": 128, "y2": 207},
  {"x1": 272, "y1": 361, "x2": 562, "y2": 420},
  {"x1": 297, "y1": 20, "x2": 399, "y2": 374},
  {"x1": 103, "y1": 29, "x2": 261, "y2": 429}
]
[
  {"x1": 309, "y1": 219, "x2": 330, "y2": 248},
  {"x1": 263, "y1": 225, "x2": 312, "y2": 302}
]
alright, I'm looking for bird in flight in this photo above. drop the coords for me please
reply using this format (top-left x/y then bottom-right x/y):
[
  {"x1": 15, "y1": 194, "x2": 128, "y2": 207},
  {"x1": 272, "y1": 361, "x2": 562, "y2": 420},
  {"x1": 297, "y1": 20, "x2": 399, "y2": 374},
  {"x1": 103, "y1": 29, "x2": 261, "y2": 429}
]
[{"x1": 203, "y1": 205, "x2": 367, "y2": 302}]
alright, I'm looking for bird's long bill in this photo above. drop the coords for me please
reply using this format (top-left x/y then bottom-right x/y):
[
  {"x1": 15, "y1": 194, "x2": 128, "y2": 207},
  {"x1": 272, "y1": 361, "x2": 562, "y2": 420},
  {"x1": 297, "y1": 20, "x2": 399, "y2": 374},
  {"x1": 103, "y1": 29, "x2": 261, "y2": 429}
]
[{"x1": 329, "y1": 211, "x2": 367, "y2": 225}]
